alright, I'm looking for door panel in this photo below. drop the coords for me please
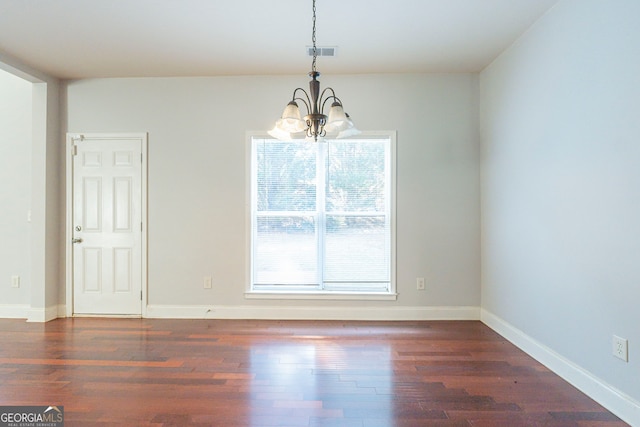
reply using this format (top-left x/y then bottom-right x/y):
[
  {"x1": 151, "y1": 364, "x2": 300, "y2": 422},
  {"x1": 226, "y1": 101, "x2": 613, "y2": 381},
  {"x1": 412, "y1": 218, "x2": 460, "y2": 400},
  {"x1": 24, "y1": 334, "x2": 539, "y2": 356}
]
[{"x1": 73, "y1": 136, "x2": 143, "y2": 315}]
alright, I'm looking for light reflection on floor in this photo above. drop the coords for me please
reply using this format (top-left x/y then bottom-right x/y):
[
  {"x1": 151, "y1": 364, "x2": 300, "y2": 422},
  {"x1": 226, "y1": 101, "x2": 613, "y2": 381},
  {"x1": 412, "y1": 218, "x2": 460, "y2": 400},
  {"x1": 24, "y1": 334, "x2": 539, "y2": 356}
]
[{"x1": 250, "y1": 339, "x2": 392, "y2": 426}]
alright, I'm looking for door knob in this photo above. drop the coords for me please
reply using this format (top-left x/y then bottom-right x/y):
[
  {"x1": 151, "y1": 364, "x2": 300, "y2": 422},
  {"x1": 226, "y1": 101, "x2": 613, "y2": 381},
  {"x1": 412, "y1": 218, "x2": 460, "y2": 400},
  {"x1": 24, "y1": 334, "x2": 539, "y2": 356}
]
[{"x1": 72, "y1": 238, "x2": 83, "y2": 244}]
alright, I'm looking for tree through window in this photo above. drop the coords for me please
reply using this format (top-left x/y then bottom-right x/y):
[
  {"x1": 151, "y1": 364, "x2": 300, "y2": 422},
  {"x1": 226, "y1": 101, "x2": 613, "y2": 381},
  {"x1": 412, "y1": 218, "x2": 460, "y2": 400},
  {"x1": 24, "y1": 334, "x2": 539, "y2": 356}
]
[{"x1": 249, "y1": 133, "x2": 395, "y2": 294}]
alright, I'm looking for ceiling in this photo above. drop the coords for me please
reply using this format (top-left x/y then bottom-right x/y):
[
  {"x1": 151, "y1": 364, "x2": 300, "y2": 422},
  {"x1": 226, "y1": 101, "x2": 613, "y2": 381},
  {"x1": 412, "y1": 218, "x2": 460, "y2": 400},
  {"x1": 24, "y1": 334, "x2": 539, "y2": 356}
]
[{"x1": 0, "y1": 0, "x2": 559, "y2": 79}]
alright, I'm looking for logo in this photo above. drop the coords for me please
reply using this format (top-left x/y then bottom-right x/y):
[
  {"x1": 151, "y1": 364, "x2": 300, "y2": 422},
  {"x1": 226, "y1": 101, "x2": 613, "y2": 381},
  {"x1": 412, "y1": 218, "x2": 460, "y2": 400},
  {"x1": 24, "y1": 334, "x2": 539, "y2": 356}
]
[{"x1": 0, "y1": 406, "x2": 64, "y2": 427}]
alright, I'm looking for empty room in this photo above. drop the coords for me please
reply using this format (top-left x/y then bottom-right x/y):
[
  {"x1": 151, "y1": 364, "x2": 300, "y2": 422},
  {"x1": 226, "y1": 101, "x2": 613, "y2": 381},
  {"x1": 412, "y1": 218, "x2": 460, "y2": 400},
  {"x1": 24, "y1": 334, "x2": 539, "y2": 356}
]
[{"x1": 0, "y1": 0, "x2": 638, "y2": 425}]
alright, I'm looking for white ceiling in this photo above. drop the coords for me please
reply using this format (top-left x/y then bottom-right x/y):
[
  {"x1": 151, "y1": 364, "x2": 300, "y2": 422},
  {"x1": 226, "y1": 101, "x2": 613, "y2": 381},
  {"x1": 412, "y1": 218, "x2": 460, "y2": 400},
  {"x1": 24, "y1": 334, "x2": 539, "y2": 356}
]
[{"x1": 0, "y1": 0, "x2": 559, "y2": 79}]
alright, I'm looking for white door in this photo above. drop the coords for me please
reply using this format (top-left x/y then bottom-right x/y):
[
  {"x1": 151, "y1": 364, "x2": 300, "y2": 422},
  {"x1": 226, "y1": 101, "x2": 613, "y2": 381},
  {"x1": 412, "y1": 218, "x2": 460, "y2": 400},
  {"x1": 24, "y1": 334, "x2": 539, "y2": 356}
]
[{"x1": 71, "y1": 134, "x2": 144, "y2": 315}]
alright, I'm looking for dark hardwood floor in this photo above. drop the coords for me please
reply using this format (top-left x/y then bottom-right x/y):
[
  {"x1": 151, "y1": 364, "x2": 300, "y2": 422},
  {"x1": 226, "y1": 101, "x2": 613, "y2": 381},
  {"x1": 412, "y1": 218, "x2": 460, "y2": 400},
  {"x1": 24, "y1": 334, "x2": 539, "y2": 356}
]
[{"x1": 0, "y1": 318, "x2": 627, "y2": 426}]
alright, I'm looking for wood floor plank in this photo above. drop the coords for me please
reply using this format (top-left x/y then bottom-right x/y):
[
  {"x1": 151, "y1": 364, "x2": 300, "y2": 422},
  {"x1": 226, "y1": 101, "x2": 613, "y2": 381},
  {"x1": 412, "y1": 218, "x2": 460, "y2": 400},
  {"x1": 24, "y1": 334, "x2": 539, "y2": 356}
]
[{"x1": 0, "y1": 319, "x2": 628, "y2": 426}]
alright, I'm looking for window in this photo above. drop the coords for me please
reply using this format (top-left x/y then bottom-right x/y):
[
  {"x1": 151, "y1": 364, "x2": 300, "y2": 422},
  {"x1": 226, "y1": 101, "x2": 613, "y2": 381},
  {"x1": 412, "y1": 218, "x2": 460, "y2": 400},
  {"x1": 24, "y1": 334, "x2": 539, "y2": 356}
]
[{"x1": 247, "y1": 132, "x2": 396, "y2": 299}]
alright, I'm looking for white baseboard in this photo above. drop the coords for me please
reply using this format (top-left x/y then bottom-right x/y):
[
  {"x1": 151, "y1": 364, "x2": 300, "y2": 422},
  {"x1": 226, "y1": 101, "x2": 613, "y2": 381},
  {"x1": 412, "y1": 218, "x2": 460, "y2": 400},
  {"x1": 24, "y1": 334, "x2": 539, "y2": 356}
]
[
  {"x1": 26, "y1": 305, "x2": 63, "y2": 322},
  {"x1": 0, "y1": 304, "x2": 30, "y2": 319},
  {"x1": 481, "y1": 309, "x2": 640, "y2": 426},
  {"x1": 0, "y1": 304, "x2": 64, "y2": 322},
  {"x1": 146, "y1": 304, "x2": 480, "y2": 321},
  {"x1": 6, "y1": 303, "x2": 478, "y2": 322}
]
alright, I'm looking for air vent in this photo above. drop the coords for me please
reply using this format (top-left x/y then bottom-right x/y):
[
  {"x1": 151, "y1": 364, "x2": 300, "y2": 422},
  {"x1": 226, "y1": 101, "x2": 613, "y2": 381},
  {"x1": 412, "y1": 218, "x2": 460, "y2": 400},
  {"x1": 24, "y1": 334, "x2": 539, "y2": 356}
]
[{"x1": 307, "y1": 46, "x2": 337, "y2": 57}]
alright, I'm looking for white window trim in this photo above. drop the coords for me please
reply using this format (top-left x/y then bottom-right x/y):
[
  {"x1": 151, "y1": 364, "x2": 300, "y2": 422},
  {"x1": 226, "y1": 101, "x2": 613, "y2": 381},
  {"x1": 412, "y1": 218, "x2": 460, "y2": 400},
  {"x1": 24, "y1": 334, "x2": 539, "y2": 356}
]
[{"x1": 245, "y1": 130, "x2": 397, "y2": 301}]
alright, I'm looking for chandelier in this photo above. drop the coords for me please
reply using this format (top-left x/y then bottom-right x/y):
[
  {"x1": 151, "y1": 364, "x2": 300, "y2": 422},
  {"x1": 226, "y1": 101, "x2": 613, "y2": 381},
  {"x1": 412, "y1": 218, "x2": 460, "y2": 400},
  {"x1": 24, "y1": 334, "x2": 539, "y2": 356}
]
[{"x1": 268, "y1": 0, "x2": 359, "y2": 142}]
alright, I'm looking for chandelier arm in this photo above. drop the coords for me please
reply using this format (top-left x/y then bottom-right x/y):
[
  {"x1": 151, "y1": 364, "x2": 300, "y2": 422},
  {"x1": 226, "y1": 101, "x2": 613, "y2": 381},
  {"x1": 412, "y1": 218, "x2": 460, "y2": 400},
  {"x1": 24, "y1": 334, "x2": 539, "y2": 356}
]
[
  {"x1": 292, "y1": 88, "x2": 312, "y2": 113},
  {"x1": 305, "y1": 126, "x2": 326, "y2": 139},
  {"x1": 320, "y1": 87, "x2": 338, "y2": 100},
  {"x1": 320, "y1": 95, "x2": 341, "y2": 115},
  {"x1": 320, "y1": 96, "x2": 342, "y2": 112},
  {"x1": 293, "y1": 97, "x2": 312, "y2": 116}
]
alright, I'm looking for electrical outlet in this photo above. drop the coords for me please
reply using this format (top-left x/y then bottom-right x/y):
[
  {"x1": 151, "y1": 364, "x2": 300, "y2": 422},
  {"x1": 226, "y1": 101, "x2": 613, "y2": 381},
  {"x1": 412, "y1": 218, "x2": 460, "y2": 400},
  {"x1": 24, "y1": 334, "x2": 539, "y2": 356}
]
[
  {"x1": 612, "y1": 335, "x2": 628, "y2": 362},
  {"x1": 203, "y1": 276, "x2": 212, "y2": 289},
  {"x1": 416, "y1": 277, "x2": 425, "y2": 290},
  {"x1": 11, "y1": 276, "x2": 20, "y2": 288}
]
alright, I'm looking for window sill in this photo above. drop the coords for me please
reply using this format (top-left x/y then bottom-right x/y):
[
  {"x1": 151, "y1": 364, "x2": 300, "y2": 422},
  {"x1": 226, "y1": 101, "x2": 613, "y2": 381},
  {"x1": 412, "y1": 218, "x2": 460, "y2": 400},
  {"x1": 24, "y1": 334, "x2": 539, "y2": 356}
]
[{"x1": 245, "y1": 291, "x2": 398, "y2": 301}]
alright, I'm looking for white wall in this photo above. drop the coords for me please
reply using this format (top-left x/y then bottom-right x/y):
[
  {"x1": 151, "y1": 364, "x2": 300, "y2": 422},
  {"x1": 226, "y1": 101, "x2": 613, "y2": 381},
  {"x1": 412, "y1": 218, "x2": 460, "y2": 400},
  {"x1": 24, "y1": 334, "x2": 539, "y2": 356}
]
[
  {"x1": 0, "y1": 53, "x2": 61, "y2": 321},
  {"x1": 480, "y1": 0, "x2": 640, "y2": 421},
  {"x1": 0, "y1": 69, "x2": 32, "y2": 308},
  {"x1": 65, "y1": 73, "x2": 480, "y2": 318}
]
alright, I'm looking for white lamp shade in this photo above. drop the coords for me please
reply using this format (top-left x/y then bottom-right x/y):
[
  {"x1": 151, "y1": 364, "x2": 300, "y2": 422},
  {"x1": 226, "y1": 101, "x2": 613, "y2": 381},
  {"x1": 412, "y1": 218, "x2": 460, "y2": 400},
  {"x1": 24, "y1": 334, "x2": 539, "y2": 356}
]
[
  {"x1": 268, "y1": 126, "x2": 293, "y2": 140},
  {"x1": 325, "y1": 102, "x2": 349, "y2": 132},
  {"x1": 335, "y1": 113, "x2": 359, "y2": 138},
  {"x1": 276, "y1": 101, "x2": 307, "y2": 133},
  {"x1": 326, "y1": 102, "x2": 353, "y2": 132},
  {"x1": 337, "y1": 124, "x2": 361, "y2": 138}
]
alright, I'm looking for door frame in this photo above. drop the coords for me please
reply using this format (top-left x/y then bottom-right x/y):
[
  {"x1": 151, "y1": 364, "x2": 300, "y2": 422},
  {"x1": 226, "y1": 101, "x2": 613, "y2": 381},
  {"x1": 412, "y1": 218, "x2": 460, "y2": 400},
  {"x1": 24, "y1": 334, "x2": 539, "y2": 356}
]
[{"x1": 65, "y1": 132, "x2": 148, "y2": 317}]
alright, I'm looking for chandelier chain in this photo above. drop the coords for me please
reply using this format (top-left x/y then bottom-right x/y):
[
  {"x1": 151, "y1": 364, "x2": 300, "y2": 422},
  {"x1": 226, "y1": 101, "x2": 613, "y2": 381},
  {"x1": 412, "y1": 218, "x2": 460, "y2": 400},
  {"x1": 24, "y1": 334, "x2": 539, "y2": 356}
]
[{"x1": 311, "y1": 0, "x2": 317, "y2": 72}]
